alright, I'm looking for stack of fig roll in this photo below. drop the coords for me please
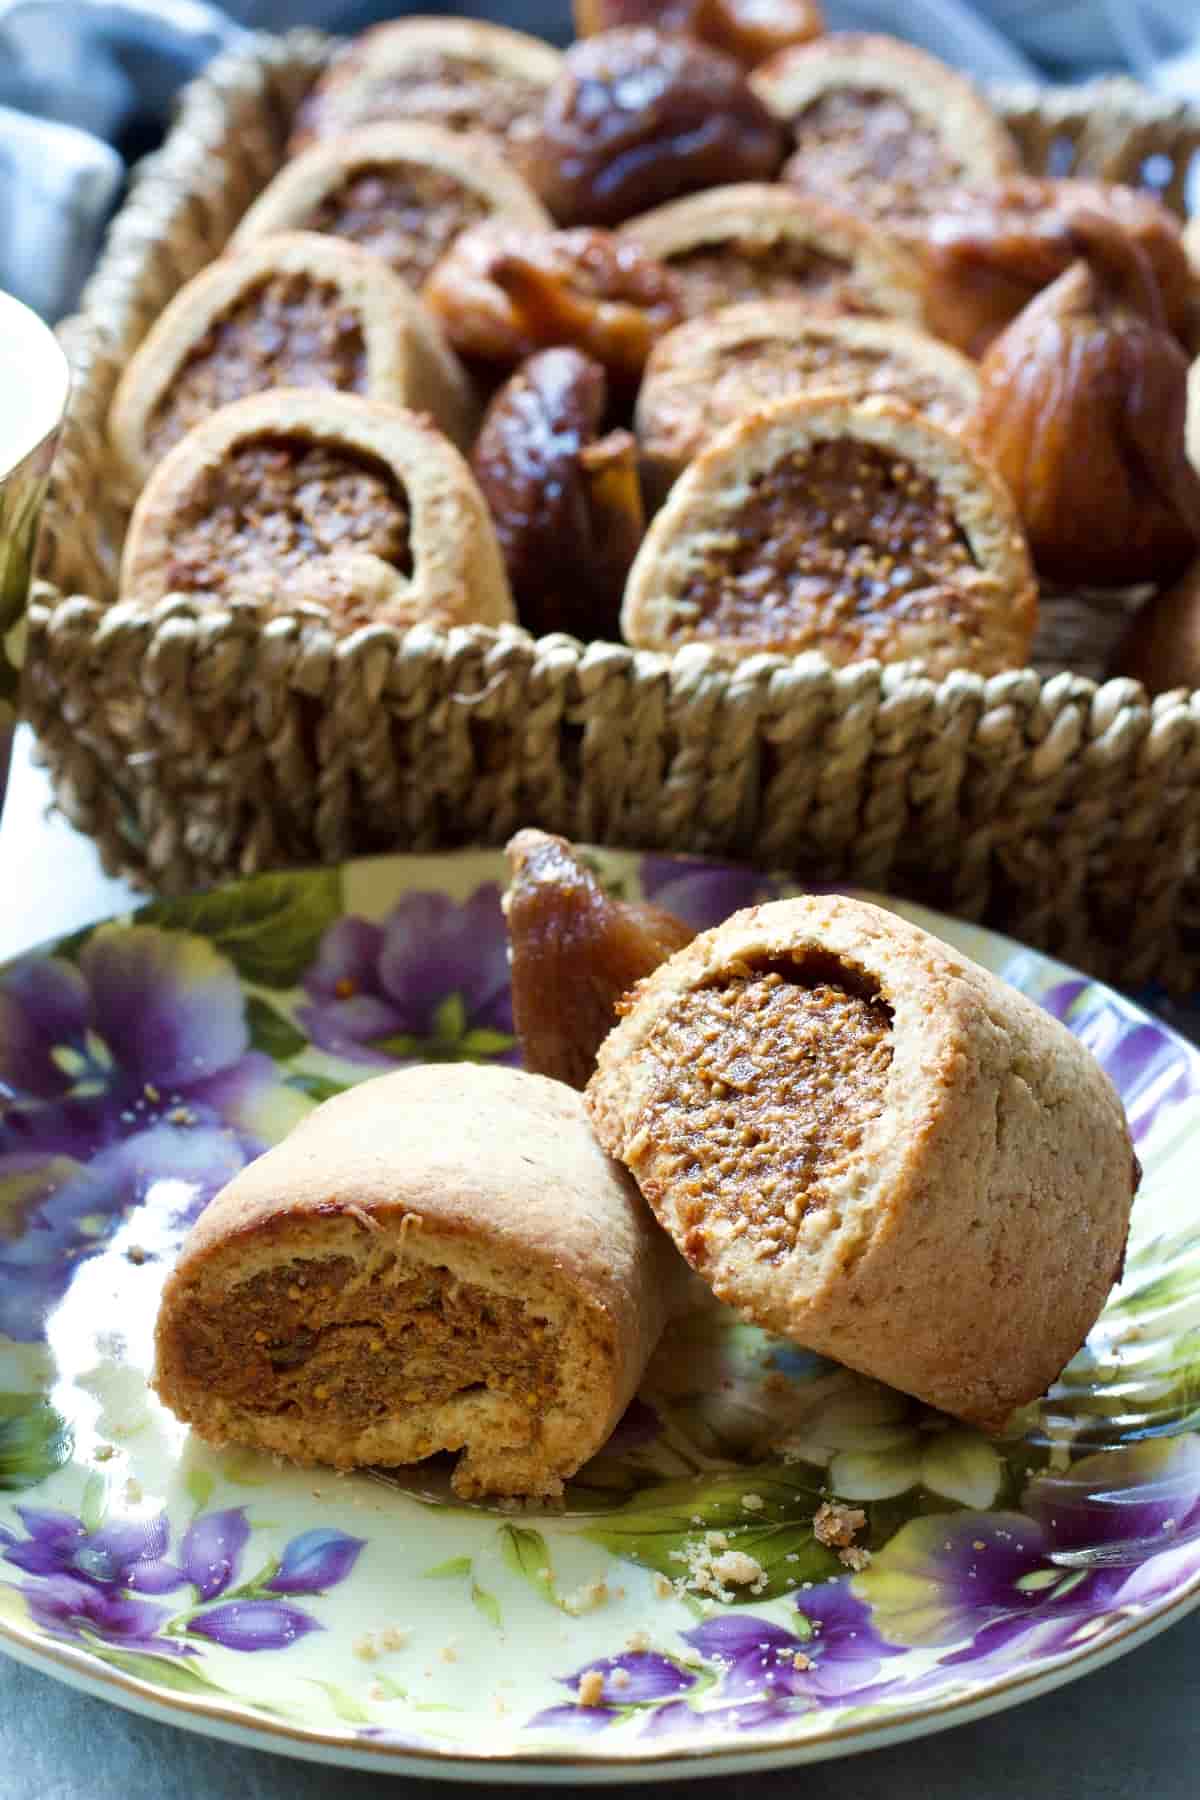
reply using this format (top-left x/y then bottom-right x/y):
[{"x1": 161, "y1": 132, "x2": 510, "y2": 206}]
[{"x1": 109, "y1": 7, "x2": 1200, "y2": 688}]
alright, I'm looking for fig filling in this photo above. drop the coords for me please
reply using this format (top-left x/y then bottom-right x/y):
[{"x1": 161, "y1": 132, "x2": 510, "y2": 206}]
[
  {"x1": 303, "y1": 164, "x2": 492, "y2": 285},
  {"x1": 666, "y1": 239, "x2": 854, "y2": 318},
  {"x1": 640, "y1": 959, "x2": 893, "y2": 1261},
  {"x1": 782, "y1": 89, "x2": 959, "y2": 220},
  {"x1": 146, "y1": 274, "x2": 367, "y2": 461},
  {"x1": 328, "y1": 56, "x2": 548, "y2": 143},
  {"x1": 169, "y1": 1254, "x2": 560, "y2": 1429},
  {"x1": 654, "y1": 334, "x2": 969, "y2": 458},
  {"x1": 673, "y1": 438, "x2": 978, "y2": 651},
  {"x1": 165, "y1": 433, "x2": 413, "y2": 602}
]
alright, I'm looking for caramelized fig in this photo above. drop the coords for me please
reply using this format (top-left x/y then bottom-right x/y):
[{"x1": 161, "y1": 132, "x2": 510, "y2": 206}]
[
  {"x1": 520, "y1": 28, "x2": 785, "y2": 227},
  {"x1": 504, "y1": 829, "x2": 694, "y2": 1089},
  {"x1": 919, "y1": 177, "x2": 1194, "y2": 357},
  {"x1": 572, "y1": 0, "x2": 825, "y2": 69},
  {"x1": 1112, "y1": 556, "x2": 1200, "y2": 696},
  {"x1": 967, "y1": 211, "x2": 1200, "y2": 589},
  {"x1": 472, "y1": 348, "x2": 644, "y2": 639},
  {"x1": 423, "y1": 220, "x2": 683, "y2": 383}
]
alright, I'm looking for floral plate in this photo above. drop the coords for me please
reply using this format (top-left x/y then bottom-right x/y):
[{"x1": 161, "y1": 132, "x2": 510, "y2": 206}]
[{"x1": 2, "y1": 849, "x2": 1200, "y2": 1782}]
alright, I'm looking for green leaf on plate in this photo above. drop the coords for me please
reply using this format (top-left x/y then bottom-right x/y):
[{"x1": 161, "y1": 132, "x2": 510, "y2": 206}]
[
  {"x1": 285, "y1": 1072, "x2": 350, "y2": 1104},
  {"x1": 79, "y1": 1471, "x2": 107, "y2": 1535},
  {"x1": 93, "y1": 1647, "x2": 234, "y2": 1698},
  {"x1": 0, "y1": 1394, "x2": 72, "y2": 1491},
  {"x1": 139, "y1": 869, "x2": 343, "y2": 989},
  {"x1": 308, "y1": 1679, "x2": 371, "y2": 1724},
  {"x1": 497, "y1": 1524, "x2": 559, "y2": 1607},
  {"x1": 583, "y1": 1464, "x2": 856, "y2": 1602},
  {"x1": 244, "y1": 994, "x2": 307, "y2": 1062},
  {"x1": 423, "y1": 1555, "x2": 472, "y2": 1580},
  {"x1": 471, "y1": 1582, "x2": 502, "y2": 1630},
  {"x1": 369, "y1": 1674, "x2": 408, "y2": 1701},
  {"x1": 184, "y1": 1467, "x2": 216, "y2": 1515},
  {"x1": 219, "y1": 1448, "x2": 272, "y2": 1486}
]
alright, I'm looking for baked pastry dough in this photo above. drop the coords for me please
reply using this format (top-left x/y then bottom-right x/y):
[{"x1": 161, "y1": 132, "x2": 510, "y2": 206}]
[
  {"x1": 586, "y1": 894, "x2": 1138, "y2": 1431},
  {"x1": 289, "y1": 17, "x2": 561, "y2": 154},
  {"x1": 109, "y1": 232, "x2": 478, "y2": 486},
  {"x1": 618, "y1": 184, "x2": 926, "y2": 325},
  {"x1": 753, "y1": 32, "x2": 1020, "y2": 227},
  {"x1": 636, "y1": 302, "x2": 979, "y2": 501},
  {"x1": 154, "y1": 1064, "x2": 683, "y2": 1499},
  {"x1": 119, "y1": 388, "x2": 514, "y2": 632},
  {"x1": 622, "y1": 391, "x2": 1036, "y2": 676},
  {"x1": 232, "y1": 122, "x2": 551, "y2": 290}
]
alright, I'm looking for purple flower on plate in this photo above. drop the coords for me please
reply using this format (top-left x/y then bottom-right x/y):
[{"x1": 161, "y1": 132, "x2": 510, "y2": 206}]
[
  {"x1": 185, "y1": 1599, "x2": 322, "y2": 1652},
  {"x1": 528, "y1": 1651, "x2": 697, "y2": 1733},
  {"x1": 685, "y1": 1579, "x2": 903, "y2": 1710},
  {"x1": 20, "y1": 1572, "x2": 188, "y2": 1656},
  {"x1": 0, "y1": 1122, "x2": 253, "y2": 1341},
  {"x1": 263, "y1": 1527, "x2": 366, "y2": 1595},
  {"x1": 1038, "y1": 978, "x2": 1200, "y2": 1141},
  {"x1": 1, "y1": 1502, "x2": 367, "y2": 1661},
  {"x1": 297, "y1": 885, "x2": 515, "y2": 1067},
  {"x1": 638, "y1": 857, "x2": 783, "y2": 934},
  {"x1": 0, "y1": 922, "x2": 309, "y2": 1342},
  {"x1": 0, "y1": 1506, "x2": 184, "y2": 1594}
]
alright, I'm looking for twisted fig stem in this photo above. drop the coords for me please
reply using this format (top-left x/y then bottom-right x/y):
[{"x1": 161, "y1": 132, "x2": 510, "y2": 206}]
[{"x1": 1066, "y1": 207, "x2": 1166, "y2": 327}]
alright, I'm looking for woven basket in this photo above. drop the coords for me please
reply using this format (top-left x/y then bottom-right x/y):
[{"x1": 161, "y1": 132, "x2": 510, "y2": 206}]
[{"x1": 25, "y1": 29, "x2": 1200, "y2": 989}]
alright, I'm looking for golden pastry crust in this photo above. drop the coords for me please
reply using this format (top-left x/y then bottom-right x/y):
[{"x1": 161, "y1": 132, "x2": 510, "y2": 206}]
[
  {"x1": 290, "y1": 17, "x2": 561, "y2": 154},
  {"x1": 622, "y1": 390, "x2": 1036, "y2": 676},
  {"x1": 119, "y1": 387, "x2": 514, "y2": 633},
  {"x1": 586, "y1": 895, "x2": 1137, "y2": 1431},
  {"x1": 618, "y1": 183, "x2": 926, "y2": 324},
  {"x1": 231, "y1": 122, "x2": 551, "y2": 289},
  {"x1": 154, "y1": 1065, "x2": 685, "y2": 1498},
  {"x1": 636, "y1": 301, "x2": 979, "y2": 500},
  {"x1": 108, "y1": 232, "x2": 478, "y2": 487},
  {"x1": 753, "y1": 31, "x2": 1020, "y2": 223}
]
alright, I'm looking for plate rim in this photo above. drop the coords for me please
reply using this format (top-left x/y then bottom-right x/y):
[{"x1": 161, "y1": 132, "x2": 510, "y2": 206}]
[{"x1": 2, "y1": 847, "x2": 1198, "y2": 1778}]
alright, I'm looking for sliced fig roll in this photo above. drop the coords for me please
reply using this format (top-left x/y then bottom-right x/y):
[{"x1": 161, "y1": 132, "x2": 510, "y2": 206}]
[
  {"x1": 289, "y1": 18, "x2": 561, "y2": 155},
  {"x1": 232, "y1": 122, "x2": 550, "y2": 291},
  {"x1": 622, "y1": 392, "x2": 1036, "y2": 677},
  {"x1": 586, "y1": 894, "x2": 1138, "y2": 1430},
  {"x1": 109, "y1": 233, "x2": 478, "y2": 486},
  {"x1": 504, "y1": 828, "x2": 694, "y2": 1089},
  {"x1": 636, "y1": 302, "x2": 979, "y2": 501},
  {"x1": 119, "y1": 389, "x2": 513, "y2": 633},
  {"x1": 618, "y1": 184, "x2": 926, "y2": 325},
  {"x1": 753, "y1": 32, "x2": 1020, "y2": 229},
  {"x1": 155, "y1": 1065, "x2": 687, "y2": 1499}
]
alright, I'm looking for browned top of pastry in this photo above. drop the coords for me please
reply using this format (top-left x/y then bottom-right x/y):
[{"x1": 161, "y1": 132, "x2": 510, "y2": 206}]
[
  {"x1": 618, "y1": 183, "x2": 926, "y2": 324},
  {"x1": 232, "y1": 122, "x2": 550, "y2": 289},
  {"x1": 119, "y1": 388, "x2": 513, "y2": 634},
  {"x1": 622, "y1": 390, "x2": 1036, "y2": 676},
  {"x1": 108, "y1": 232, "x2": 477, "y2": 486},
  {"x1": 753, "y1": 31, "x2": 1020, "y2": 225},
  {"x1": 573, "y1": 0, "x2": 825, "y2": 69},
  {"x1": 289, "y1": 18, "x2": 562, "y2": 154},
  {"x1": 636, "y1": 301, "x2": 978, "y2": 494}
]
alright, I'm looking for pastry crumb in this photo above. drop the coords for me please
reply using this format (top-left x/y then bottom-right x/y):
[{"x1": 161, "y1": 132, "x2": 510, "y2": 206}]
[
  {"x1": 740, "y1": 1493, "x2": 765, "y2": 1511},
  {"x1": 839, "y1": 1545, "x2": 871, "y2": 1572},
  {"x1": 354, "y1": 1633, "x2": 378, "y2": 1661},
  {"x1": 793, "y1": 1650, "x2": 813, "y2": 1671},
  {"x1": 123, "y1": 1477, "x2": 143, "y2": 1505},
  {"x1": 562, "y1": 1580, "x2": 610, "y2": 1616},
  {"x1": 577, "y1": 1670, "x2": 606, "y2": 1707},
  {"x1": 379, "y1": 1625, "x2": 408, "y2": 1651},
  {"x1": 125, "y1": 1245, "x2": 148, "y2": 1265},
  {"x1": 625, "y1": 1630, "x2": 652, "y2": 1653},
  {"x1": 440, "y1": 1641, "x2": 459, "y2": 1663},
  {"x1": 711, "y1": 1550, "x2": 765, "y2": 1590},
  {"x1": 813, "y1": 1501, "x2": 867, "y2": 1549},
  {"x1": 93, "y1": 1444, "x2": 116, "y2": 1463},
  {"x1": 653, "y1": 1573, "x2": 674, "y2": 1599}
]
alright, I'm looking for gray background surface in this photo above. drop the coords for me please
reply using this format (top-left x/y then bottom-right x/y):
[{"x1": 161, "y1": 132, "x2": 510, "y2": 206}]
[{"x1": 0, "y1": 729, "x2": 1187, "y2": 1797}]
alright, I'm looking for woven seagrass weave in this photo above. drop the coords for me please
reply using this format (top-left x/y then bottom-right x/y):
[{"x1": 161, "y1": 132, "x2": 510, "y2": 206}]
[{"x1": 24, "y1": 30, "x2": 1200, "y2": 988}]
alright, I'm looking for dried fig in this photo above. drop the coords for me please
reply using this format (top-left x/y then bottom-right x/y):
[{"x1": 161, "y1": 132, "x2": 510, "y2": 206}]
[
  {"x1": 423, "y1": 220, "x2": 683, "y2": 383},
  {"x1": 472, "y1": 347, "x2": 644, "y2": 639},
  {"x1": 1112, "y1": 556, "x2": 1200, "y2": 696},
  {"x1": 520, "y1": 28, "x2": 785, "y2": 227},
  {"x1": 505, "y1": 829, "x2": 694, "y2": 1088},
  {"x1": 919, "y1": 177, "x2": 1194, "y2": 357},
  {"x1": 968, "y1": 211, "x2": 1200, "y2": 589},
  {"x1": 572, "y1": 0, "x2": 825, "y2": 69}
]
